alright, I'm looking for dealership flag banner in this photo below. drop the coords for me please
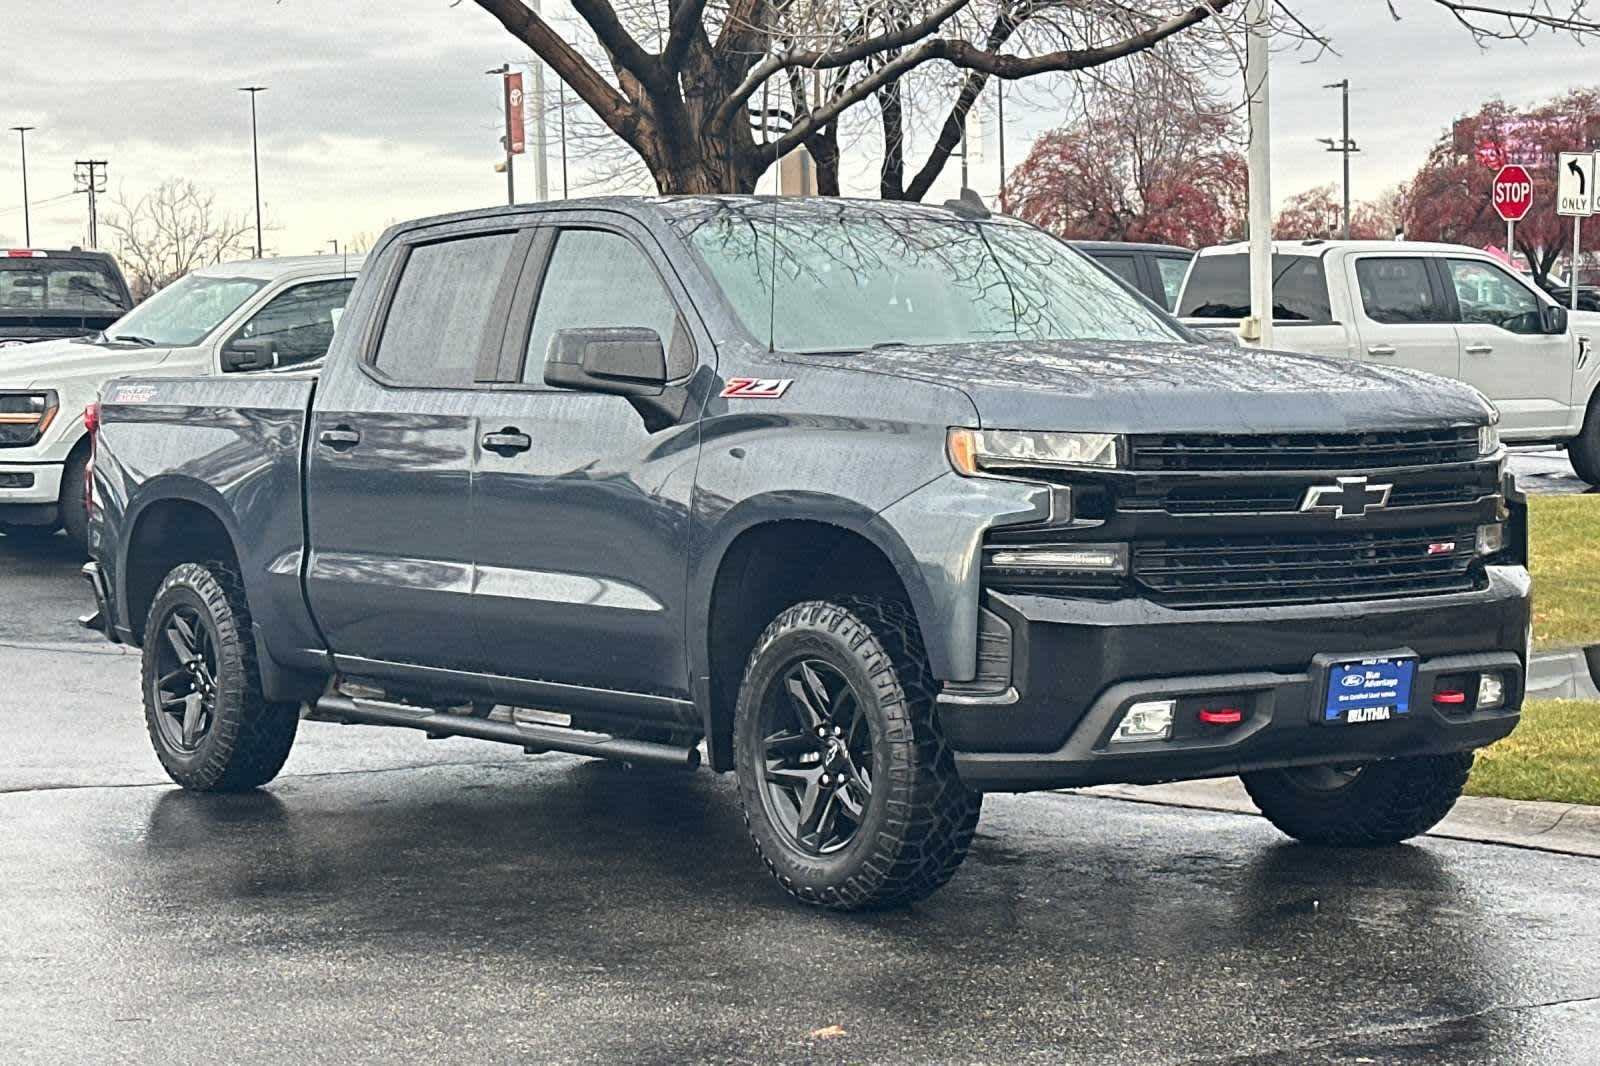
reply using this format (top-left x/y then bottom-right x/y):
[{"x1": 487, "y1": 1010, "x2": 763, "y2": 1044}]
[{"x1": 505, "y1": 71, "x2": 526, "y2": 155}]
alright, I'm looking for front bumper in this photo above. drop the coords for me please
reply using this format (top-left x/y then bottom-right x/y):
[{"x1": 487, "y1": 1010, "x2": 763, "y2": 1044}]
[
  {"x1": 0, "y1": 458, "x2": 65, "y2": 520},
  {"x1": 940, "y1": 565, "x2": 1531, "y2": 792}
]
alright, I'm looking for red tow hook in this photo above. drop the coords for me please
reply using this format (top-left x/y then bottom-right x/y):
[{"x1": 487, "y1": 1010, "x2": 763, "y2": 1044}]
[{"x1": 1197, "y1": 707, "x2": 1244, "y2": 726}]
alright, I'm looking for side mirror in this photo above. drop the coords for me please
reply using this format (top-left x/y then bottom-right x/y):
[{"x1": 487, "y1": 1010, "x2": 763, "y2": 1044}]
[
  {"x1": 221, "y1": 336, "x2": 277, "y2": 373},
  {"x1": 1543, "y1": 304, "x2": 1569, "y2": 335},
  {"x1": 544, "y1": 327, "x2": 666, "y2": 397}
]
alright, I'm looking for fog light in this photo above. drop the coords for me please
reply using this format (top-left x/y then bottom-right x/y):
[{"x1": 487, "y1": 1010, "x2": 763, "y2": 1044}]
[
  {"x1": 1476, "y1": 523, "x2": 1506, "y2": 556},
  {"x1": 1478, "y1": 673, "x2": 1506, "y2": 711},
  {"x1": 1112, "y1": 700, "x2": 1175, "y2": 743}
]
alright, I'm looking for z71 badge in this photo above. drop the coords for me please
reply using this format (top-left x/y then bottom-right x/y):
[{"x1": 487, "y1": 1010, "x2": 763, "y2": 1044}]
[{"x1": 720, "y1": 377, "x2": 793, "y2": 399}]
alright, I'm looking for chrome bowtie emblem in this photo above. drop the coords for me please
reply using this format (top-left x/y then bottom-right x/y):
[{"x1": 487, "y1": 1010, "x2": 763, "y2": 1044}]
[{"x1": 1301, "y1": 475, "x2": 1393, "y2": 520}]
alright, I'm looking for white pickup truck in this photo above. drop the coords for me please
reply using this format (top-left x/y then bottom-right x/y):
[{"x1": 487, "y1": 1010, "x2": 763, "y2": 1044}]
[
  {"x1": 1177, "y1": 239, "x2": 1600, "y2": 485},
  {"x1": 0, "y1": 255, "x2": 361, "y2": 550}
]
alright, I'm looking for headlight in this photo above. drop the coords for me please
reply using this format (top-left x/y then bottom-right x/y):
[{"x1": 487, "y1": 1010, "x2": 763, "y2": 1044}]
[
  {"x1": 0, "y1": 390, "x2": 58, "y2": 445},
  {"x1": 947, "y1": 428, "x2": 1122, "y2": 476},
  {"x1": 1478, "y1": 422, "x2": 1500, "y2": 456}
]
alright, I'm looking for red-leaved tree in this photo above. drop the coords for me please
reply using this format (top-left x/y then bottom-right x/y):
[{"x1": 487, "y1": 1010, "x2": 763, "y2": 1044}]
[
  {"x1": 1007, "y1": 71, "x2": 1246, "y2": 248},
  {"x1": 1405, "y1": 91, "x2": 1600, "y2": 284},
  {"x1": 1274, "y1": 184, "x2": 1404, "y2": 241}
]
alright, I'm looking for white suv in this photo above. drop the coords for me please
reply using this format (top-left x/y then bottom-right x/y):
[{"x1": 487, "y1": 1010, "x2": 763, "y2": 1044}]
[
  {"x1": 0, "y1": 255, "x2": 362, "y2": 550},
  {"x1": 1176, "y1": 240, "x2": 1600, "y2": 483}
]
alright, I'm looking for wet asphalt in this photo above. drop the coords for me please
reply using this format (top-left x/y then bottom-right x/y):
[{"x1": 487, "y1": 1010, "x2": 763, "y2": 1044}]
[{"x1": 3, "y1": 470, "x2": 1599, "y2": 1064}]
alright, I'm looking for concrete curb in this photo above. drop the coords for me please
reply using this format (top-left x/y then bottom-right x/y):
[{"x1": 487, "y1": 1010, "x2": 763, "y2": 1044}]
[{"x1": 1071, "y1": 778, "x2": 1600, "y2": 859}]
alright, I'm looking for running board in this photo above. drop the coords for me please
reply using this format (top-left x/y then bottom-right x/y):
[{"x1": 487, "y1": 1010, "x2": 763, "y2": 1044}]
[{"x1": 311, "y1": 694, "x2": 701, "y2": 770}]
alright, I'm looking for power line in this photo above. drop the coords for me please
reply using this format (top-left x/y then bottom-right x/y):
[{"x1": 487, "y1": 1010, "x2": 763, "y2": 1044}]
[{"x1": 73, "y1": 160, "x2": 108, "y2": 248}]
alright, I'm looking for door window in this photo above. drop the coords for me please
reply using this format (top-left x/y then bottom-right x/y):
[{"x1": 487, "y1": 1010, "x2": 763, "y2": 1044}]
[
  {"x1": 1090, "y1": 254, "x2": 1141, "y2": 291},
  {"x1": 1354, "y1": 258, "x2": 1438, "y2": 324},
  {"x1": 1154, "y1": 257, "x2": 1190, "y2": 310},
  {"x1": 372, "y1": 231, "x2": 523, "y2": 386},
  {"x1": 1177, "y1": 253, "x2": 1333, "y2": 323},
  {"x1": 522, "y1": 230, "x2": 682, "y2": 384},
  {"x1": 224, "y1": 278, "x2": 355, "y2": 371},
  {"x1": 1445, "y1": 259, "x2": 1543, "y2": 334}
]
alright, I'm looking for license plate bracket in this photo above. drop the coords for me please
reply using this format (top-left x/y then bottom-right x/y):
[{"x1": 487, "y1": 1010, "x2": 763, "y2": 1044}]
[{"x1": 1321, "y1": 655, "x2": 1416, "y2": 724}]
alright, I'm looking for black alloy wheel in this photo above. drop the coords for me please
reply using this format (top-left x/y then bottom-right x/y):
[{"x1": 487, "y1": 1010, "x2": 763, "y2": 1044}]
[
  {"x1": 150, "y1": 603, "x2": 221, "y2": 754},
  {"x1": 756, "y1": 658, "x2": 876, "y2": 856}
]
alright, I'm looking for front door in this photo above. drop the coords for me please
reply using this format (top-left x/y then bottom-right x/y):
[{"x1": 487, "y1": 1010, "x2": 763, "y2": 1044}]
[
  {"x1": 468, "y1": 221, "x2": 705, "y2": 699},
  {"x1": 305, "y1": 225, "x2": 531, "y2": 675},
  {"x1": 1443, "y1": 257, "x2": 1573, "y2": 437}
]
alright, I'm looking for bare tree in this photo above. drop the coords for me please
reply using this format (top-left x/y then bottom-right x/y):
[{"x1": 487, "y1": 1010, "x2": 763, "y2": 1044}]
[
  {"x1": 467, "y1": 0, "x2": 1600, "y2": 198},
  {"x1": 102, "y1": 180, "x2": 255, "y2": 300}
]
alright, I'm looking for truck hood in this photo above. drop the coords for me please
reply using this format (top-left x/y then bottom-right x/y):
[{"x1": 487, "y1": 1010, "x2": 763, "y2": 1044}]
[
  {"x1": 0, "y1": 336, "x2": 174, "y2": 391},
  {"x1": 820, "y1": 339, "x2": 1493, "y2": 434}
]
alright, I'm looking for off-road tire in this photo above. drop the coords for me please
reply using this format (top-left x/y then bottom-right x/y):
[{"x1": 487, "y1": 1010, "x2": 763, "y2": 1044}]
[
  {"x1": 1568, "y1": 397, "x2": 1600, "y2": 487},
  {"x1": 734, "y1": 597, "x2": 981, "y2": 910},
  {"x1": 1242, "y1": 753, "x2": 1473, "y2": 847},
  {"x1": 59, "y1": 448, "x2": 90, "y2": 554},
  {"x1": 141, "y1": 562, "x2": 299, "y2": 791}
]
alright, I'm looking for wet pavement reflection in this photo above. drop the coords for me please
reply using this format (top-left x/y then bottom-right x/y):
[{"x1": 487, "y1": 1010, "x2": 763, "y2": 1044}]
[{"x1": 2, "y1": 757, "x2": 1597, "y2": 1064}]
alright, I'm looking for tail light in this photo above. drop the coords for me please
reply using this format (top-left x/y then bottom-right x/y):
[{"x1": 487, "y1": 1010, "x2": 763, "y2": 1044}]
[{"x1": 83, "y1": 402, "x2": 100, "y2": 525}]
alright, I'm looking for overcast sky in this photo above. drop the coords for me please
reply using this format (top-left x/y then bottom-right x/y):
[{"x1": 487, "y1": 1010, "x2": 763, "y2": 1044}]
[{"x1": 2, "y1": 1, "x2": 1595, "y2": 253}]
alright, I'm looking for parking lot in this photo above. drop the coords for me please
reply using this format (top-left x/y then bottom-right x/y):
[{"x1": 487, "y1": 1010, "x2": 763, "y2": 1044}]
[{"x1": 3, "y1": 483, "x2": 1598, "y2": 1065}]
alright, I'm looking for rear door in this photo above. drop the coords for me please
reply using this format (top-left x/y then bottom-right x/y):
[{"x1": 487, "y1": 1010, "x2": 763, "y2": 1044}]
[
  {"x1": 1442, "y1": 257, "x2": 1573, "y2": 436},
  {"x1": 467, "y1": 215, "x2": 707, "y2": 700},
  {"x1": 304, "y1": 223, "x2": 533, "y2": 674},
  {"x1": 1346, "y1": 254, "x2": 1460, "y2": 380}
]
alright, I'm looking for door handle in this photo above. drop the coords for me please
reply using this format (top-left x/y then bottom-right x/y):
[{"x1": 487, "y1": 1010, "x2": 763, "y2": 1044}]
[
  {"x1": 318, "y1": 427, "x2": 361, "y2": 450},
  {"x1": 1367, "y1": 344, "x2": 1397, "y2": 357},
  {"x1": 481, "y1": 429, "x2": 533, "y2": 456},
  {"x1": 1464, "y1": 344, "x2": 1495, "y2": 356}
]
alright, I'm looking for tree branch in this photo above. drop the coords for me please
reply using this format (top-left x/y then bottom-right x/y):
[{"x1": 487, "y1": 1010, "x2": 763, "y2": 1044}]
[{"x1": 663, "y1": 0, "x2": 710, "y2": 68}]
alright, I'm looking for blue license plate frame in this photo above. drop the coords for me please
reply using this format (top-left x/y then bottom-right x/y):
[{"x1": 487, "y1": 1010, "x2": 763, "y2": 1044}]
[{"x1": 1322, "y1": 656, "x2": 1417, "y2": 724}]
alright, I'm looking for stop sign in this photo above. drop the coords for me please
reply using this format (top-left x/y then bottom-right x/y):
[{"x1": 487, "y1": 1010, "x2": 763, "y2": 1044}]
[{"x1": 1494, "y1": 164, "x2": 1535, "y2": 222}]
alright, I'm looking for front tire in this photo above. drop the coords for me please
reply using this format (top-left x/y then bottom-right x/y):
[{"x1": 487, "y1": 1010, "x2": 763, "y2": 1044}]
[
  {"x1": 141, "y1": 562, "x2": 299, "y2": 791},
  {"x1": 1568, "y1": 400, "x2": 1600, "y2": 487},
  {"x1": 1242, "y1": 753, "x2": 1472, "y2": 847},
  {"x1": 59, "y1": 448, "x2": 90, "y2": 554},
  {"x1": 733, "y1": 598, "x2": 981, "y2": 910}
]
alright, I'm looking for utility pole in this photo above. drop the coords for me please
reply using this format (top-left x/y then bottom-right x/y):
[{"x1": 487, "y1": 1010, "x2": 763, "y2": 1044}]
[
  {"x1": 1244, "y1": 0, "x2": 1273, "y2": 350},
  {"x1": 239, "y1": 86, "x2": 267, "y2": 257},
  {"x1": 558, "y1": 80, "x2": 569, "y2": 198},
  {"x1": 996, "y1": 83, "x2": 1007, "y2": 213},
  {"x1": 10, "y1": 127, "x2": 35, "y2": 245},
  {"x1": 73, "y1": 160, "x2": 108, "y2": 248},
  {"x1": 487, "y1": 64, "x2": 516, "y2": 205},
  {"x1": 528, "y1": 0, "x2": 550, "y2": 202},
  {"x1": 1318, "y1": 79, "x2": 1359, "y2": 240}
]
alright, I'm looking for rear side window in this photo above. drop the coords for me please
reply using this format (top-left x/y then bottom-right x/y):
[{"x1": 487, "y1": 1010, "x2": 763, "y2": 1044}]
[
  {"x1": 373, "y1": 232, "x2": 521, "y2": 386},
  {"x1": 1354, "y1": 258, "x2": 1438, "y2": 323},
  {"x1": 1090, "y1": 254, "x2": 1141, "y2": 290},
  {"x1": 1178, "y1": 253, "x2": 1333, "y2": 324},
  {"x1": 1154, "y1": 256, "x2": 1191, "y2": 310},
  {"x1": 521, "y1": 230, "x2": 681, "y2": 384}
]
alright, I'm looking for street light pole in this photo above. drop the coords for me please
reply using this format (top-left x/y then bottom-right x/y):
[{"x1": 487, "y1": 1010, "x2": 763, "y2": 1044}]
[
  {"x1": 1244, "y1": 0, "x2": 1274, "y2": 350},
  {"x1": 10, "y1": 127, "x2": 35, "y2": 246},
  {"x1": 239, "y1": 87, "x2": 267, "y2": 257},
  {"x1": 1319, "y1": 79, "x2": 1359, "y2": 240},
  {"x1": 487, "y1": 64, "x2": 515, "y2": 206}
]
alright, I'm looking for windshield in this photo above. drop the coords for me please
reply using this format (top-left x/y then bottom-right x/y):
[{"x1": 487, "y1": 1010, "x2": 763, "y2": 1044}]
[
  {"x1": 105, "y1": 273, "x2": 267, "y2": 347},
  {"x1": 668, "y1": 201, "x2": 1184, "y2": 352},
  {"x1": 1177, "y1": 253, "x2": 1333, "y2": 323},
  {"x1": 0, "y1": 259, "x2": 127, "y2": 316}
]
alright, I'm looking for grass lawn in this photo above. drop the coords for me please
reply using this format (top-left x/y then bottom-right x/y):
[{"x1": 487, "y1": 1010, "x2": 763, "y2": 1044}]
[
  {"x1": 1528, "y1": 494, "x2": 1600, "y2": 650},
  {"x1": 1467, "y1": 699, "x2": 1600, "y2": 807}
]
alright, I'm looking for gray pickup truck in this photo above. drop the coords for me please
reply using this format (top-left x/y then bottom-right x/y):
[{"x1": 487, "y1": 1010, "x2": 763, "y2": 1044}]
[{"x1": 83, "y1": 196, "x2": 1530, "y2": 910}]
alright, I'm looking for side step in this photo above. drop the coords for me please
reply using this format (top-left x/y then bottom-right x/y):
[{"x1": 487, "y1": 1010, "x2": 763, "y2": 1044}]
[{"x1": 312, "y1": 693, "x2": 701, "y2": 770}]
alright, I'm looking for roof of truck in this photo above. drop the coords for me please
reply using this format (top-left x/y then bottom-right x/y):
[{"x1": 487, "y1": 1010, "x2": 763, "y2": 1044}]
[
  {"x1": 192, "y1": 254, "x2": 366, "y2": 280},
  {"x1": 1198, "y1": 239, "x2": 1495, "y2": 258}
]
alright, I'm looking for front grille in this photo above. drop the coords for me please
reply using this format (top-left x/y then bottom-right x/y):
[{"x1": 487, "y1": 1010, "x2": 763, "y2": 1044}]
[
  {"x1": 1133, "y1": 526, "x2": 1482, "y2": 608},
  {"x1": 1144, "y1": 468, "x2": 1498, "y2": 516},
  {"x1": 1128, "y1": 427, "x2": 1479, "y2": 472}
]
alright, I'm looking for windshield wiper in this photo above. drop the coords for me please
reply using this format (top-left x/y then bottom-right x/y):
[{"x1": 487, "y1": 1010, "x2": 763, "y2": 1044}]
[
  {"x1": 108, "y1": 334, "x2": 159, "y2": 347},
  {"x1": 869, "y1": 341, "x2": 910, "y2": 349}
]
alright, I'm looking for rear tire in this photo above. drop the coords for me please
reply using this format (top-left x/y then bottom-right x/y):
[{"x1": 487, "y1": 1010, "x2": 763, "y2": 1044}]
[
  {"x1": 734, "y1": 597, "x2": 981, "y2": 910},
  {"x1": 1568, "y1": 399, "x2": 1600, "y2": 486},
  {"x1": 141, "y1": 562, "x2": 299, "y2": 792},
  {"x1": 59, "y1": 448, "x2": 90, "y2": 554},
  {"x1": 1242, "y1": 753, "x2": 1472, "y2": 847}
]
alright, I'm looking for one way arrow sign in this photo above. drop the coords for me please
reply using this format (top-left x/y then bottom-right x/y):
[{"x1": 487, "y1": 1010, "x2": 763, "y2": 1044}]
[{"x1": 1558, "y1": 151, "x2": 1596, "y2": 216}]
